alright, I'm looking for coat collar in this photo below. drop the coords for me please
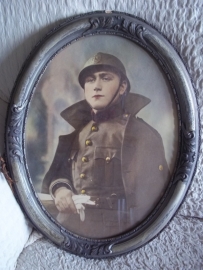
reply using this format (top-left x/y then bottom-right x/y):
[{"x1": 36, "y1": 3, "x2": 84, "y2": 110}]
[{"x1": 60, "y1": 93, "x2": 151, "y2": 130}]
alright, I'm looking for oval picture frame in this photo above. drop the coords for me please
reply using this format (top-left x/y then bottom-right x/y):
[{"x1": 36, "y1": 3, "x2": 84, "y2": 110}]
[{"x1": 5, "y1": 11, "x2": 199, "y2": 258}]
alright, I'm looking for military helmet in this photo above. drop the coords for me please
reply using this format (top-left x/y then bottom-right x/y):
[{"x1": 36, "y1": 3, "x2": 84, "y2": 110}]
[{"x1": 78, "y1": 52, "x2": 130, "y2": 92}]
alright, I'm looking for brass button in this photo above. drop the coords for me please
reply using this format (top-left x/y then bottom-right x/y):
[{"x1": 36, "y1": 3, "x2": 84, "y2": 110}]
[
  {"x1": 91, "y1": 125, "x2": 98, "y2": 132},
  {"x1": 81, "y1": 189, "x2": 86, "y2": 194},
  {"x1": 124, "y1": 113, "x2": 129, "y2": 118},
  {"x1": 159, "y1": 165, "x2": 163, "y2": 171},
  {"x1": 85, "y1": 139, "x2": 92, "y2": 146},
  {"x1": 80, "y1": 173, "x2": 85, "y2": 179},
  {"x1": 82, "y1": 156, "x2": 88, "y2": 162},
  {"x1": 106, "y1": 157, "x2": 111, "y2": 163}
]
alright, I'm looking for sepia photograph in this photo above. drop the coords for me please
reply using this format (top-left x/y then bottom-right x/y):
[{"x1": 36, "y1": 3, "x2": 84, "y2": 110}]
[{"x1": 25, "y1": 35, "x2": 178, "y2": 238}]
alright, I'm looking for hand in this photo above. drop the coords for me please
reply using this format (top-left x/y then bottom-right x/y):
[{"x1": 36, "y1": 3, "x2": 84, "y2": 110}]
[{"x1": 54, "y1": 187, "x2": 77, "y2": 213}]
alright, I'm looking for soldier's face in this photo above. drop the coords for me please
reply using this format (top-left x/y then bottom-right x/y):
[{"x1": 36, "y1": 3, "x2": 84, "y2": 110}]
[{"x1": 84, "y1": 71, "x2": 127, "y2": 113}]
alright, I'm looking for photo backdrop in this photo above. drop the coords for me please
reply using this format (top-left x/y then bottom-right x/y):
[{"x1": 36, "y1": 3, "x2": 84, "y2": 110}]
[{"x1": 25, "y1": 35, "x2": 178, "y2": 192}]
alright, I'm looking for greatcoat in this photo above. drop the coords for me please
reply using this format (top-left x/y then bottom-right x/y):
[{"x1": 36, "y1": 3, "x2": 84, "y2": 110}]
[{"x1": 42, "y1": 93, "x2": 169, "y2": 230}]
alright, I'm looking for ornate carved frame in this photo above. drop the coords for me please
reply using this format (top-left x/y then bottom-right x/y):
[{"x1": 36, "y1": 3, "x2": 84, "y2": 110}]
[{"x1": 5, "y1": 11, "x2": 199, "y2": 258}]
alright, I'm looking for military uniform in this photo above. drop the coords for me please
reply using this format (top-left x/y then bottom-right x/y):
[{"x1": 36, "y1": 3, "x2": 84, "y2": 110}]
[{"x1": 42, "y1": 93, "x2": 169, "y2": 238}]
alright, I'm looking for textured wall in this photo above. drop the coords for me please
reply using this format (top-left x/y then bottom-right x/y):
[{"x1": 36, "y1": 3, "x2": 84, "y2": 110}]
[{"x1": 0, "y1": 1, "x2": 202, "y2": 269}]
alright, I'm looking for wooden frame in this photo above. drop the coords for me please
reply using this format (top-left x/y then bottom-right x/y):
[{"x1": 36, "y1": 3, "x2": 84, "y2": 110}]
[{"x1": 5, "y1": 11, "x2": 199, "y2": 258}]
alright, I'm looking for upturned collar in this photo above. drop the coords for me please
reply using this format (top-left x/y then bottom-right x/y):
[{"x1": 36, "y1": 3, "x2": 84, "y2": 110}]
[
  {"x1": 91, "y1": 102, "x2": 124, "y2": 123},
  {"x1": 60, "y1": 93, "x2": 150, "y2": 130}
]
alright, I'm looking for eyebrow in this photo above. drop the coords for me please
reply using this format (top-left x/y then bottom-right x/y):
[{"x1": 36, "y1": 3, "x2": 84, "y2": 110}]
[
  {"x1": 86, "y1": 72, "x2": 115, "y2": 78},
  {"x1": 100, "y1": 72, "x2": 114, "y2": 77}
]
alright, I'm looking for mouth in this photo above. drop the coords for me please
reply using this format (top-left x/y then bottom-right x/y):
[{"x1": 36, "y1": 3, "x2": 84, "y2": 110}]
[{"x1": 92, "y1": 95, "x2": 104, "y2": 98}]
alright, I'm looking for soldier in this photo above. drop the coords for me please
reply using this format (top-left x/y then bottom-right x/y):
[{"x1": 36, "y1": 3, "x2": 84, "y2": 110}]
[{"x1": 42, "y1": 52, "x2": 169, "y2": 238}]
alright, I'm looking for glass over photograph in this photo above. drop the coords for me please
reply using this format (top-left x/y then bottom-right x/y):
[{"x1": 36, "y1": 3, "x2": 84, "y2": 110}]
[{"x1": 25, "y1": 35, "x2": 178, "y2": 238}]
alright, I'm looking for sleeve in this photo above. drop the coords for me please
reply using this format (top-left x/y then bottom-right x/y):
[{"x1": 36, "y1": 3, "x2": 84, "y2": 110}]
[
  {"x1": 41, "y1": 132, "x2": 77, "y2": 194},
  {"x1": 122, "y1": 117, "x2": 170, "y2": 225}
]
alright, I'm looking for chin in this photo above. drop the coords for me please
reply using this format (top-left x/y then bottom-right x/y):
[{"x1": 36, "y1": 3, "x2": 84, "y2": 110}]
[{"x1": 90, "y1": 104, "x2": 107, "y2": 111}]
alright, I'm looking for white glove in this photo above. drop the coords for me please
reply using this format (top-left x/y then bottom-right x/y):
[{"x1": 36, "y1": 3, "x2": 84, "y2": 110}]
[{"x1": 72, "y1": 195, "x2": 95, "y2": 221}]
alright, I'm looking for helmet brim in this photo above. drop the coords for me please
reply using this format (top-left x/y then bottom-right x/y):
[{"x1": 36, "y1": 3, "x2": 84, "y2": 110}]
[{"x1": 78, "y1": 64, "x2": 130, "y2": 92}]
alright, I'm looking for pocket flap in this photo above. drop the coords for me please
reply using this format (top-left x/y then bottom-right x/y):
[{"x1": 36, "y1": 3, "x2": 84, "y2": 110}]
[{"x1": 94, "y1": 147, "x2": 121, "y2": 160}]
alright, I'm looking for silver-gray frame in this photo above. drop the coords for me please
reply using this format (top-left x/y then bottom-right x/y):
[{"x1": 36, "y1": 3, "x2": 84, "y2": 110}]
[{"x1": 5, "y1": 11, "x2": 199, "y2": 258}]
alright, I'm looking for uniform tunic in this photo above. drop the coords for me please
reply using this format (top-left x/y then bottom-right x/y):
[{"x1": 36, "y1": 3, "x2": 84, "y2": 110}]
[{"x1": 71, "y1": 115, "x2": 127, "y2": 197}]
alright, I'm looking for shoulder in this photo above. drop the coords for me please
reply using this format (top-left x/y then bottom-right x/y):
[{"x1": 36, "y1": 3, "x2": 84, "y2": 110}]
[
  {"x1": 128, "y1": 115, "x2": 161, "y2": 136},
  {"x1": 136, "y1": 117, "x2": 162, "y2": 139},
  {"x1": 58, "y1": 131, "x2": 77, "y2": 141},
  {"x1": 57, "y1": 130, "x2": 78, "y2": 148},
  {"x1": 126, "y1": 115, "x2": 163, "y2": 144}
]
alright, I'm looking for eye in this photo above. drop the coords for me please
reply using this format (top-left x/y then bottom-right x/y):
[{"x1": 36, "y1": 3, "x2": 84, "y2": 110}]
[
  {"x1": 102, "y1": 75, "x2": 113, "y2": 81},
  {"x1": 85, "y1": 76, "x2": 95, "y2": 83}
]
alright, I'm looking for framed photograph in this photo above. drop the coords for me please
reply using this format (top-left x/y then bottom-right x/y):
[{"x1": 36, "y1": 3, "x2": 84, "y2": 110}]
[{"x1": 5, "y1": 11, "x2": 199, "y2": 258}]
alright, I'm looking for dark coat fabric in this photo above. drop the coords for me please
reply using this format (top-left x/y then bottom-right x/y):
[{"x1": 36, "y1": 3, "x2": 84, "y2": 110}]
[{"x1": 42, "y1": 93, "x2": 169, "y2": 226}]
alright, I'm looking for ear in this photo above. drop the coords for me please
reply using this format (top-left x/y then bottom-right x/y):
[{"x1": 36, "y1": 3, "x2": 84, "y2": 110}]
[{"x1": 119, "y1": 80, "x2": 128, "y2": 95}]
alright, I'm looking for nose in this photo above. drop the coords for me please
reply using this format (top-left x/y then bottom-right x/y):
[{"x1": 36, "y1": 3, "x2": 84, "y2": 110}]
[
  {"x1": 94, "y1": 78, "x2": 102, "y2": 91},
  {"x1": 94, "y1": 87, "x2": 101, "y2": 92}
]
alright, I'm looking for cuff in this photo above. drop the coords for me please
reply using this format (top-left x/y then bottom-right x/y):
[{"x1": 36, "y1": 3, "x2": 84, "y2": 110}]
[{"x1": 49, "y1": 179, "x2": 72, "y2": 199}]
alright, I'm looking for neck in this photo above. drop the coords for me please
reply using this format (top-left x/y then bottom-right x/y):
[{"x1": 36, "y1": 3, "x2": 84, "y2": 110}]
[{"x1": 91, "y1": 100, "x2": 124, "y2": 123}]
